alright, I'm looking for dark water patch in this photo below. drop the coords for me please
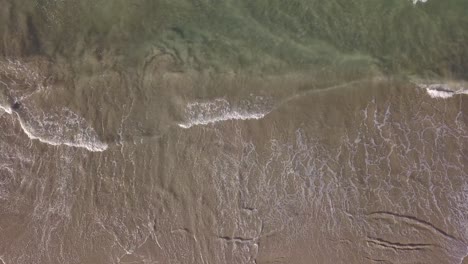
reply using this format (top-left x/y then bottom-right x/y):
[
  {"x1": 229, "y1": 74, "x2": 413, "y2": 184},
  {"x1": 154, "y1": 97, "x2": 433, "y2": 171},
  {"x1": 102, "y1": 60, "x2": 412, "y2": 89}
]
[{"x1": 11, "y1": 101, "x2": 20, "y2": 111}]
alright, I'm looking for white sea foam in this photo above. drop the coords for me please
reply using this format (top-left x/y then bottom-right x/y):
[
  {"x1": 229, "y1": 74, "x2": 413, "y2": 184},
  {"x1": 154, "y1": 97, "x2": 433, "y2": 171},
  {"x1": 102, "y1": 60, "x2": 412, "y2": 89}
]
[
  {"x1": 0, "y1": 104, "x2": 11, "y2": 114},
  {"x1": 15, "y1": 107, "x2": 108, "y2": 152},
  {"x1": 426, "y1": 89, "x2": 455, "y2": 99},
  {"x1": 178, "y1": 97, "x2": 271, "y2": 129},
  {"x1": 1, "y1": 59, "x2": 107, "y2": 152},
  {"x1": 0, "y1": 82, "x2": 12, "y2": 114},
  {"x1": 419, "y1": 83, "x2": 468, "y2": 99}
]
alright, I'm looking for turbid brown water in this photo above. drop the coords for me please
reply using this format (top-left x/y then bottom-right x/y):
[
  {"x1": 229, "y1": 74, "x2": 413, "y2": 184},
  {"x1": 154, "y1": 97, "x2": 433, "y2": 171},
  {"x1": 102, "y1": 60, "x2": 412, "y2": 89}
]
[{"x1": 0, "y1": 1, "x2": 468, "y2": 264}]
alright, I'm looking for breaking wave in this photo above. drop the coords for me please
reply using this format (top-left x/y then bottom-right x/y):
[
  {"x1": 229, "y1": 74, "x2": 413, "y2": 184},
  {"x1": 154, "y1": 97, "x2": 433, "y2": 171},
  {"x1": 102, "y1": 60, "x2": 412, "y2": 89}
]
[
  {"x1": 1, "y1": 60, "x2": 107, "y2": 152},
  {"x1": 14, "y1": 107, "x2": 108, "y2": 152},
  {"x1": 178, "y1": 97, "x2": 272, "y2": 128},
  {"x1": 418, "y1": 83, "x2": 468, "y2": 99}
]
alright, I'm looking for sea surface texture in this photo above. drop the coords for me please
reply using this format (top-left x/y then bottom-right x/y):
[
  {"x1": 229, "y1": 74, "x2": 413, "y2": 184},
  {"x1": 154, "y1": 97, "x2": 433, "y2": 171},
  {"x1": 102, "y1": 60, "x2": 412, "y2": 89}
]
[{"x1": 0, "y1": 0, "x2": 468, "y2": 263}]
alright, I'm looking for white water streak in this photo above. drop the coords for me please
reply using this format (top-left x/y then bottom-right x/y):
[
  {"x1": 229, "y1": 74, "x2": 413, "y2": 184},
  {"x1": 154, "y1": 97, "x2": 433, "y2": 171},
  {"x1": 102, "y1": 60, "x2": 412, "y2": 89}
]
[
  {"x1": 419, "y1": 83, "x2": 468, "y2": 99},
  {"x1": 178, "y1": 98, "x2": 270, "y2": 129},
  {"x1": 14, "y1": 108, "x2": 108, "y2": 152}
]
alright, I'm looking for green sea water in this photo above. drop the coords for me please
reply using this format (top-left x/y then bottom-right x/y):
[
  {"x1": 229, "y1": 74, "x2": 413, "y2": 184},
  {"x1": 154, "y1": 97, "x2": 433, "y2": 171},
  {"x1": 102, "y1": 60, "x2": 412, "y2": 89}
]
[{"x1": 2, "y1": 0, "x2": 467, "y2": 78}]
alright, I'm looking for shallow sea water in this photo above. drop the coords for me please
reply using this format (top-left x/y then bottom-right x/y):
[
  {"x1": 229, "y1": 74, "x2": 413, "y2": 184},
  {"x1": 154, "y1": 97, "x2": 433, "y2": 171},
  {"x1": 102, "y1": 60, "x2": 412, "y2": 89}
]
[{"x1": 0, "y1": 1, "x2": 468, "y2": 263}]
